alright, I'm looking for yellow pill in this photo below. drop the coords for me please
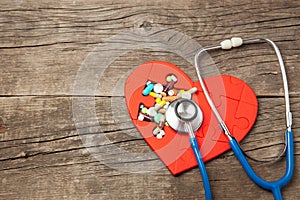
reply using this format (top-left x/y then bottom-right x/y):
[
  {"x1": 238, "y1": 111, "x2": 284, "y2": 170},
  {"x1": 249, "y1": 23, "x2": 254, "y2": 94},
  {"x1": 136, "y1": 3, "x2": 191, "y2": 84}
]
[
  {"x1": 155, "y1": 98, "x2": 162, "y2": 103},
  {"x1": 149, "y1": 92, "x2": 162, "y2": 98},
  {"x1": 158, "y1": 100, "x2": 166, "y2": 107},
  {"x1": 149, "y1": 92, "x2": 156, "y2": 97}
]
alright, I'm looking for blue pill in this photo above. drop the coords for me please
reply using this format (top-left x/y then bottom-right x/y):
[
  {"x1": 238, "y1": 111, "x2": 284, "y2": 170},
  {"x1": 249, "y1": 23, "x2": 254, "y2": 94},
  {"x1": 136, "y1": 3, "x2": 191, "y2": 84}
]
[{"x1": 142, "y1": 83, "x2": 154, "y2": 96}]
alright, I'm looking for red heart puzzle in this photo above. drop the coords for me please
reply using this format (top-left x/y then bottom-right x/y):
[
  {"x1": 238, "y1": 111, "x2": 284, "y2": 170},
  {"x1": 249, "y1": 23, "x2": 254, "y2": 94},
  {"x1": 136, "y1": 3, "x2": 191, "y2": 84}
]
[{"x1": 125, "y1": 61, "x2": 258, "y2": 175}]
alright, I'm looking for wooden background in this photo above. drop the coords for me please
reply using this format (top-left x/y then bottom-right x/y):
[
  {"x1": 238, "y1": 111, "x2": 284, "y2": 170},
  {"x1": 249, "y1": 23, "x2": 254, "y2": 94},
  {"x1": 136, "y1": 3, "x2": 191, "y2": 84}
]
[{"x1": 0, "y1": 0, "x2": 299, "y2": 199}]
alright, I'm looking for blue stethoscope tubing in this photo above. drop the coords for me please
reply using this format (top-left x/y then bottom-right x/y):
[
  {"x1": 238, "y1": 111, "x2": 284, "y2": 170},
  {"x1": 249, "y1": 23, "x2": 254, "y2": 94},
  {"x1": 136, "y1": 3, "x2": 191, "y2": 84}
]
[
  {"x1": 230, "y1": 130, "x2": 293, "y2": 200},
  {"x1": 170, "y1": 100, "x2": 213, "y2": 199},
  {"x1": 191, "y1": 137, "x2": 212, "y2": 200},
  {"x1": 186, "y1": 123, "x2": 212, "y2": 200},
  {"x1": 194, "y1": 37, "x2": 294, "y2": 200}
]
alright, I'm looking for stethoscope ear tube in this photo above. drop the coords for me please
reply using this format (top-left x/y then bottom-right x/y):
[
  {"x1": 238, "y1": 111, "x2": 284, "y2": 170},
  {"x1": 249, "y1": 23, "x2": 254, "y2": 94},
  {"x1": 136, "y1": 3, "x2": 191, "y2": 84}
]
[{"x1": 229, "y1": 130, "x2": 294, "y2": 200}]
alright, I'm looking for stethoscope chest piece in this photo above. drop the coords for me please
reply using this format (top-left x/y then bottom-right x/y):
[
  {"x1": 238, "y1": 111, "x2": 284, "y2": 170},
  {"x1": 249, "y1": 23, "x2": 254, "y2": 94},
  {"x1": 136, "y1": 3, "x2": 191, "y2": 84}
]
[{"x1": 166, "y1": 98, "x2": 203, "y2": 133}]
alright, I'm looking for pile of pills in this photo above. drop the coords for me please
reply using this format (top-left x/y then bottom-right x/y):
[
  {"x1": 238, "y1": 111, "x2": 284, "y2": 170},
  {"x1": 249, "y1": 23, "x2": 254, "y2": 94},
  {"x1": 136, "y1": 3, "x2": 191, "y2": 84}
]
[{"x1": 138, "y1": 74, "x2": 198, "y2": 139}]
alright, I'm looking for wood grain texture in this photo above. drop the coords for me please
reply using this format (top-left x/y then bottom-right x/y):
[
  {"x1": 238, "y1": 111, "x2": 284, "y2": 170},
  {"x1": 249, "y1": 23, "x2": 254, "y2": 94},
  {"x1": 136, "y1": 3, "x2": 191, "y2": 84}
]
[{"x1": 0, "y1": 0, "x2": 299, "y2": 199}]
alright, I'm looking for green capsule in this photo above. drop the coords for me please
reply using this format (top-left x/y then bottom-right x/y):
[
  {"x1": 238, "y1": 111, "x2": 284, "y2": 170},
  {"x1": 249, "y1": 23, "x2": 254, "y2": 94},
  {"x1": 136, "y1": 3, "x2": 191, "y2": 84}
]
[
  {"x1": 166, "y1": 75, "x2": 172, "y2": 82},
  {"x1": 154, "y1": 113, "x2": 163, "y2": 124},
  {"x1": 141, "y1": 107, "x2": 148, "y2": 114}
]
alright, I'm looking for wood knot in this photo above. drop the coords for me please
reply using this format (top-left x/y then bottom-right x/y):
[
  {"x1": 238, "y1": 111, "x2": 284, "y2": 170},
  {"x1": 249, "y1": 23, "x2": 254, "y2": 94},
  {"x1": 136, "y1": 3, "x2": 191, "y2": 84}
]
[{"x1": 138, "y1": 21, "x2": 152, "y2": 31}]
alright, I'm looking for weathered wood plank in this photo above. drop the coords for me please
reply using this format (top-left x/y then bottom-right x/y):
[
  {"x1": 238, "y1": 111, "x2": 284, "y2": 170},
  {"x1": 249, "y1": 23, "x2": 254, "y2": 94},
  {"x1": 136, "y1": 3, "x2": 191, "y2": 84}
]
[
  {"x1": 0, "y1": 96, "x2": 299, "y2": 199},
  {"x1": 0, "y1": 40, "x2": 299, "y2": 96},
  {"x1": 0, "y1": 0, "x2": 299, "y2": 96},
  {"x1": 0, "y1": 0, "x2": 299, "y2": 199}
]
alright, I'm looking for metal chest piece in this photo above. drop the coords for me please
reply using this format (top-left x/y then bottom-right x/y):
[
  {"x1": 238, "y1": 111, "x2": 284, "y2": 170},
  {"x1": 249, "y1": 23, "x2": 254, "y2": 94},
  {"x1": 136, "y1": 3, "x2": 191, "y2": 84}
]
[{"x1": 165, "y1": 98, "x2": 203, "y2": 134}]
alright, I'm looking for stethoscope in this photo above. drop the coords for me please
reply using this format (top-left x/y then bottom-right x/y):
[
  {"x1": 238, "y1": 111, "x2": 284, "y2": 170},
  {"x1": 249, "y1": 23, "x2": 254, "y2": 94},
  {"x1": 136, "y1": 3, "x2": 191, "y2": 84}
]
[
  {"x1": 166, "y1": 37, "x2": 294, "y2": 200},
  {"x1": 166, "y1": 98, "x2": 212, "y2": 199}
]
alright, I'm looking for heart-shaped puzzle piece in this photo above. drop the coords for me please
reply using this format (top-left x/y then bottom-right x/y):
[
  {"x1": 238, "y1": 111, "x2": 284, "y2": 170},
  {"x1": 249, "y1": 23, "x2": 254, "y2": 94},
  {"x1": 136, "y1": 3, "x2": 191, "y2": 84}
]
[{"x1": 125, "y1": 61, "x2": 258, "y2": 175}]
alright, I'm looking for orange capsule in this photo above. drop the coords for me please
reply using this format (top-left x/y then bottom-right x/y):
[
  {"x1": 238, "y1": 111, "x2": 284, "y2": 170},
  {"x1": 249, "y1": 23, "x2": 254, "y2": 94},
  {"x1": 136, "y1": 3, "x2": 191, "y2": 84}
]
[
  {"x1": 162, "y1": 96, "x2": 180, "y2": 102},
  {"x1": 158, "y1": 108, "x2": 166, "y2": 114}
]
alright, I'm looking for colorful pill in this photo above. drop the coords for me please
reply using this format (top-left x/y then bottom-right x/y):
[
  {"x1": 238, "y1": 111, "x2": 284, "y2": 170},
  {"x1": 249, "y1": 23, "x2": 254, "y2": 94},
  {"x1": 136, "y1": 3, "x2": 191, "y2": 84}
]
[
  {"x1": 163, "y1": 102, "x2": 170, "y2": 109},
  {"x1": 154, "y1": 113, "x2": 163, "y2": 124},
  {"x1": 156, "y1": 133, "x2": 163, "y2": 139},
  {"x1": 153, "y1": 127, "x2": 161, "y2": 136},
  {"x1": 163, "y1": 81, "x2": 175, "y2": 92},
  {"x1": 168, "y1": 89, "x2": 177, "y2": 96},
  {"x1": 162, "y1": 96, "x2": 180, "y2": 102},
  {"x1": 166, "y1": 74, "x2": 177, "y2": 82},
  {"x1": 158, "y1": 121, "x2": 165, "y2": 129},
  {"x1": 147, "y1": 107, "x2": 157, "y2": 117},
  {"x1": 158, "y1": 108, "x2": 166, "y2": 114},
  {"x1": 154, "y1": 83, "x2": 164, "y2": 94},
  {"x1": 171, "y1": 75, "x2": 177, "y2": 82},
  {"x1": 158, "y1": 115, "x2": 165, "y2": 129},
  {"x1": 154, "y1": 103, "x2": 162, "y2": 111},
  {"x1": 177, "y1": 90, "x2": 185, "y2": 97},
  {"x1": 141, "y1": 107, "x2": 148, "y2": 114},
  {"x1": 188, "y1": 87, "x2": 197, "y2": 94},
  {"x1": 160, "y1": 130, "x2": 165, "y2": 136},
  {"x1": 158, "y1": 100, "x2": 167, "y2": 107},
  {"x1": 149, "y1": 92, "x2": 162, "y2": 98},
  {"x1": 142, "y1": 82, "x2": 154, "y2": 96},
  {"x1": 137, "y1": 113, "x2": 144, "y2": 121},
  {"x1": 166, "y1": 75, "x2": 172, "y2": 82},
  {"x1": 181, "y1": 91, "x2": 191, "y2": 99},
  {"x1": 155, "y1": 98, "x2": 162, "y2": 103}
]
